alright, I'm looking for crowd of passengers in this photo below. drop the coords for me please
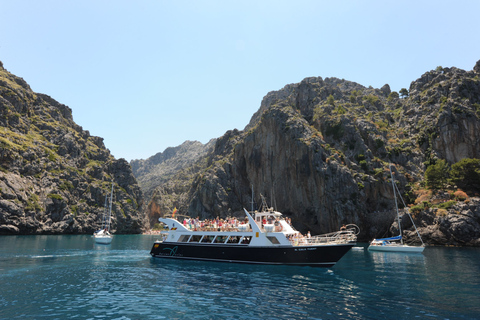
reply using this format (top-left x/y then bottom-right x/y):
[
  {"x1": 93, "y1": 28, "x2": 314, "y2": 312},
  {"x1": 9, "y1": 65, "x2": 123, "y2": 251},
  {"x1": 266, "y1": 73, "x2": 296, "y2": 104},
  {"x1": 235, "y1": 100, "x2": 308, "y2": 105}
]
[{"x1": 181, "y1": 216, "x2": 293, "y2": 231}]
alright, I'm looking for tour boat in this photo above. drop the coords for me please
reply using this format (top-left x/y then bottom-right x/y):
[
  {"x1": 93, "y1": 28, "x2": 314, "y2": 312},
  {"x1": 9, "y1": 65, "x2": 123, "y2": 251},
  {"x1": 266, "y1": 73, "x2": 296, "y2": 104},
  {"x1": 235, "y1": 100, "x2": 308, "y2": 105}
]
[{"x1": 150, "y1": 201, "x2": 358, "y2": 267}]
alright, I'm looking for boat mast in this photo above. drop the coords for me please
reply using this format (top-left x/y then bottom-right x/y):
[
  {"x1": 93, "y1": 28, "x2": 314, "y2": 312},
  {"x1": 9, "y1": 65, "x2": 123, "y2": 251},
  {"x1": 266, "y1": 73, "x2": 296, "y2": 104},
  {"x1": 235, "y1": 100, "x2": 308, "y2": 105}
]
[
  {"x1": 107, "y1": 182, "x2": 114, "y2": 231},
  {"x1": 389, "y1": 164, "x2": 403, "y2": 244},
  {"x1": 102, "y1": 194, "x2": 108, "y2": 229}
]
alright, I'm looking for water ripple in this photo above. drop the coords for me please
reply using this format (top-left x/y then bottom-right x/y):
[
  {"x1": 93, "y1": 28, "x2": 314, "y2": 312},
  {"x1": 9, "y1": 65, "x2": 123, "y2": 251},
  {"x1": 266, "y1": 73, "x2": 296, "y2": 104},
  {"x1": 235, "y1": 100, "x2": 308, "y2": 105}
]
[{"x1": 1, "y1": 236, "x2": 479, "y2": 319}]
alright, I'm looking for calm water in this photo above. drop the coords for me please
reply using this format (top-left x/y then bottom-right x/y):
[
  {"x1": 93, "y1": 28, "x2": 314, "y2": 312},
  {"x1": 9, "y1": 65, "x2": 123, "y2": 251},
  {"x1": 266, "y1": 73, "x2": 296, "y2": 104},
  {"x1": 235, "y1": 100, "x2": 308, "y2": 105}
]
[{"x1": 0, "y1": 235, "x2": 479, "y2": 320}]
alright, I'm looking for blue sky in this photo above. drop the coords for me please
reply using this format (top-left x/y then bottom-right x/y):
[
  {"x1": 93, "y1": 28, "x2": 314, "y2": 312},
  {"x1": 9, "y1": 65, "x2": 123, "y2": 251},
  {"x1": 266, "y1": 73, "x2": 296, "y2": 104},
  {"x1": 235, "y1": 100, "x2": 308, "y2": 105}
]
[{"x1": 1, "y1": 1, "x2": 479, "y2": 161}]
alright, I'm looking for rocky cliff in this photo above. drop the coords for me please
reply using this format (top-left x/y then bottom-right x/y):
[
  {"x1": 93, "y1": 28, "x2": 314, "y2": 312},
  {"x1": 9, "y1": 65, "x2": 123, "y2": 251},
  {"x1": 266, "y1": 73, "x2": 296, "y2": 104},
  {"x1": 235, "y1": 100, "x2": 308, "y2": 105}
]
[
  {"x1": 140, "y1": 60, "x2": 480, "y2": 246},
  {"x1": 131, "y1": 140, "x2": 216, "y2": 200},
  {"x1": 131, "y1": 140, "x2": 215, "y2": 225},
  {"x1": 0, "y1": 61, "x2": 147, "y2": 235}
]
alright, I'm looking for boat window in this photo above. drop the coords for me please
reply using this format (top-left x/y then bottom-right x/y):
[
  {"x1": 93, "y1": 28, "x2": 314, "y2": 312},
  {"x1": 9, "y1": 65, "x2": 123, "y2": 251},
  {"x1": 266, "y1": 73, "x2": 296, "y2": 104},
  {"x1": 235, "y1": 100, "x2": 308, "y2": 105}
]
[
  {"x1": 201, "y1": 235, "x2": 215, "y2": 243},
  {"x1": 240, "y1": 236, "x2": 251, "y2": 244},
  {"x1": 178, "y1": 235, "x2": 190, "y2": 242},
  {"x1": 226, "y1": 236, "x2": 241, "y2": 244},
  {"x1": 189, "y1": 235, "x2": 202, "y2": 242},
  {"x1": 214, "y1": 236, "x2": 228, "y2": 243},
  {"x1": 266, "y1": 236, "x2": 280, "y2": 244}
]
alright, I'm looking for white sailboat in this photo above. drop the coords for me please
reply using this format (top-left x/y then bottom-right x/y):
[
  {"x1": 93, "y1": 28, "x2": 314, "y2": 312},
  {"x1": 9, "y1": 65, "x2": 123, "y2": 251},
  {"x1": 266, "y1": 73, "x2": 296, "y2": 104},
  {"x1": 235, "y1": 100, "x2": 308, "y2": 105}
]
[
  {"x1": 94, "y1": 182, "x2": 114, "y2": 245},
  {"x1": 368, "y1": 165, "x2": 425, "y2": 253}
]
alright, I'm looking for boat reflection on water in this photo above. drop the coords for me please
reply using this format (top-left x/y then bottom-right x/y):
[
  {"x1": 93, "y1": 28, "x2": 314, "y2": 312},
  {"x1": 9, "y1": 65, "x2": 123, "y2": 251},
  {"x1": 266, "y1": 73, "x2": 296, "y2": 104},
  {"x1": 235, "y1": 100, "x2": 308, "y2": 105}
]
[{"x1": 369, "y1": 249, "x2": 426, "y2": 266}]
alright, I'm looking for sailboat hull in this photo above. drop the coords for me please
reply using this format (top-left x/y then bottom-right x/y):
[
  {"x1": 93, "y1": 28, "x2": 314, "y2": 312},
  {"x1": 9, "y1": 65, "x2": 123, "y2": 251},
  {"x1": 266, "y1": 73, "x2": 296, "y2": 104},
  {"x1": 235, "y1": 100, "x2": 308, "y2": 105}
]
[
  {"x1": 94, "y1": 235, "x2": 113, "y2": 244},
  {"x1": 368, "y1": 244, "x2": 424, "y2": 253}
]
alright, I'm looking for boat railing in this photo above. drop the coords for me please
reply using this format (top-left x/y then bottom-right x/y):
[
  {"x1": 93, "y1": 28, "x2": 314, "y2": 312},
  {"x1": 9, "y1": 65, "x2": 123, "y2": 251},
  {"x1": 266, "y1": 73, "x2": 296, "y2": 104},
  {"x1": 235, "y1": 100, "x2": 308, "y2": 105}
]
[{"x1": 289, "y1": 230, "x2": 357, "y2": 246}]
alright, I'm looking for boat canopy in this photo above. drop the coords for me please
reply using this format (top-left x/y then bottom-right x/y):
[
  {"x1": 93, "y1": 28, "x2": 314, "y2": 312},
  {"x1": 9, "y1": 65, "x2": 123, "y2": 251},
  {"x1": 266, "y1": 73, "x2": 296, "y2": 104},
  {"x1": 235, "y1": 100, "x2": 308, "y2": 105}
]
[{"x1": 374, "y1": 235, "x2": 402, "y2": 241}]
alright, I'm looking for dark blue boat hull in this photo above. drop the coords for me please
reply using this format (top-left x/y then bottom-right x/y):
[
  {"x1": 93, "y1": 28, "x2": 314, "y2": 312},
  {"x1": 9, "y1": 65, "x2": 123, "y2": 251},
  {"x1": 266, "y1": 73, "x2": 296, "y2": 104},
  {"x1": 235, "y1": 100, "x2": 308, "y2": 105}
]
[{"x1": 150, "y1": 242, "x2": 354, "y2": 267}]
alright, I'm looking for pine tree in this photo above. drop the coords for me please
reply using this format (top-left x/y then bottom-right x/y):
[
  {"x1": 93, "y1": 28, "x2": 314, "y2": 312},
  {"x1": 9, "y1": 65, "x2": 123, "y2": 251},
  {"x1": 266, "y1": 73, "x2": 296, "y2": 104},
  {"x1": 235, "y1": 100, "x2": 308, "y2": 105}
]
[
  {"x1": 425, "y1": 159, "x2": 449, "y2": 190},
  {"x1": 450, "y1": 158, "x2": 480, "y2": 194}
]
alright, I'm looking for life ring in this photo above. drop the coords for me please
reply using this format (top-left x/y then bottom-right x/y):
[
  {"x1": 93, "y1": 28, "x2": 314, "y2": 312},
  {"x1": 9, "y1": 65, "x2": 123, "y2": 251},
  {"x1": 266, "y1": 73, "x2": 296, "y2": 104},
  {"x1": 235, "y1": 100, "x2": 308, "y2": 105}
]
[{"x1": 345, "y1": 224, "x2": 360, "y2": 235}]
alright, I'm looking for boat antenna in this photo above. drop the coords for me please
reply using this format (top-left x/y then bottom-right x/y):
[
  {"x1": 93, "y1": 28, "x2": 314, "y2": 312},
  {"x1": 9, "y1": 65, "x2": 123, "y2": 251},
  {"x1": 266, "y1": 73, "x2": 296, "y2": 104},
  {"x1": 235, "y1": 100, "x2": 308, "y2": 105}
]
[
  {"x1": 389, "y1": 164, "x2": 403, "y2": 244},
  {"x1": 251, "y1": 185, "x2": 254, "y2": 213}
]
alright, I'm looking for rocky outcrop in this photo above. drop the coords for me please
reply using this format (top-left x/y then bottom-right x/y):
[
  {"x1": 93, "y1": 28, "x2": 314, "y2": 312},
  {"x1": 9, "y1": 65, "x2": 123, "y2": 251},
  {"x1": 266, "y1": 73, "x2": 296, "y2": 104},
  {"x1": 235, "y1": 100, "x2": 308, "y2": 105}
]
[
  {"x1": 0, "y1": 62, "x2": 147, "y2": 235},
  {"x1": 409, "y1": 198, "x2": 480, "y2": 246},
  {"x1": 404, "y1": 66, "x2": 480, "y2": 163},
  {"x1": 138, "y1": 60, "x2": 480, "y2": 245}
]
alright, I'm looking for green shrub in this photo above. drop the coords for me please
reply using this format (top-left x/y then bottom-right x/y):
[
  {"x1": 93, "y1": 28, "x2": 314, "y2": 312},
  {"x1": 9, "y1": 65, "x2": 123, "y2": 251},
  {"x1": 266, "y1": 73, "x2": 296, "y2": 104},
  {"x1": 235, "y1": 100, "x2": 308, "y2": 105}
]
[
  {"x1": 437, "y1": 200, "x2": 456, "y2": 210},
  {"x1": 440, "y1": 96, "x2": 447, "y2": 107},
  {"x1": 356, "y1": 153, "x2": 366, "y2": 161},
  {"x1": 336, "y1": 105, "x2": 346, "y2": 114},
  {"x1": 387, "y1": 91, "x2": 399, "y2": 102},
  {"x1": 325, "y1": 121, "x2": 344, "y2": 139},
  {"x1": 327, "y1": 94, "x2": 335, "y2": 106},
  {"x1": 364, "y1": 94, "x2": 379, "y2": 105},
  {"x1": 450, "y1": 158, "x2": 480, "y2": 194},
  {"x1": 26, "y1": 194, "x2": 42, "y2": 211},
  {"x1": 374, "y1": 168, "x2": 384, "y2": 177},
  {"x1": 59, "y1": 181, "x2": 74, "y2": 191},
  {"x1": 48, "y1": 152, "x2": 57, "y2": 162},
  {"x1": 47, "y1": 193, "x2": 63, "y2": 200},
  {"x1": 375, "y1": 138, "x2": 384, "y2": 149},
  {"x1": 410, "y1": 204, "x2": 424, "y2": 215}
]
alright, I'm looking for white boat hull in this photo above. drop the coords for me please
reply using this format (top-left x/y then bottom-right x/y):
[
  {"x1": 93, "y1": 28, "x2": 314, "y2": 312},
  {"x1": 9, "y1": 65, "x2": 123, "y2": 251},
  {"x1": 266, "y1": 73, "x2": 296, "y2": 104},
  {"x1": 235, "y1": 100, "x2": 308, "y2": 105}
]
[
  {"x1": 94, "y1": 235, "x2": 113, "y2": 244},
  {"x1": 368, "y1": 244, "x2": 424, "y2": 253}
]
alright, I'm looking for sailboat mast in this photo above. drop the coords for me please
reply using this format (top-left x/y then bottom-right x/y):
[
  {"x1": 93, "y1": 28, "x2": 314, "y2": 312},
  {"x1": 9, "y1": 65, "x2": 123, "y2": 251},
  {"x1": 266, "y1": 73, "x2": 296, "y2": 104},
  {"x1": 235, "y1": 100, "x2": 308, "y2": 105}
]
[
  {"x1": 102, "y1": 194, "x2": 108, "y2": 228},
  {"x1": 107, "y1": 182, "x2": 114, "y2": 231},
  {"x1": 389, "y1": 164, "x2": 403, "y2": 244}
]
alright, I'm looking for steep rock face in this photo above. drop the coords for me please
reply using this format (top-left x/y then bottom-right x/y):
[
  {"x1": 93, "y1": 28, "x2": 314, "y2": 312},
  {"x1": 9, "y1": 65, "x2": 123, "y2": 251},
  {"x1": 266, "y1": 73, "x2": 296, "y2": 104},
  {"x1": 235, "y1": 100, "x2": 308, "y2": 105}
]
[
  {"x1": 234, "y1": 106, "x2": 364, "y2": 233},
  {"x1": 405, "y1": 66, "x2": 480, "y2": 163},
  {"x1": 131, "y1": 140, "x2": 215, "y2": 199},
  {"x1": 130, "y1": 140, "x2": 215, "y2": 225},
  {"x1": 433, "y1": 114, "x2": 480, "y2": 163},
  {"x1": 137, "y1": 60, "x2": 480, "y2": 245},
  {"x1": 0, "y1": 62, "x2": 146, "y2": 235}
]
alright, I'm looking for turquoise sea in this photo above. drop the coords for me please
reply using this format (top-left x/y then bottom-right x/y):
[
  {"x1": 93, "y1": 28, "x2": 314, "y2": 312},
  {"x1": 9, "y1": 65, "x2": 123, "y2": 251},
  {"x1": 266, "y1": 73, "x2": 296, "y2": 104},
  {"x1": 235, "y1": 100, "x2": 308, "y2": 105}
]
[{"x1": 0, "y1": 235, "x2": 479, "y2": 320}]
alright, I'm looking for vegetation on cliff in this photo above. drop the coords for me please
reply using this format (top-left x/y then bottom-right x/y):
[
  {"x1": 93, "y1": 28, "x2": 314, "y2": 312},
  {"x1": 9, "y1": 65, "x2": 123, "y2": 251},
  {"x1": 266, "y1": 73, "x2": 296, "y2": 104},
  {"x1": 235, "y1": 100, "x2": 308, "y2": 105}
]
[{"x1": 0, "y1": 61, "x2": 146, "y2": 234}]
